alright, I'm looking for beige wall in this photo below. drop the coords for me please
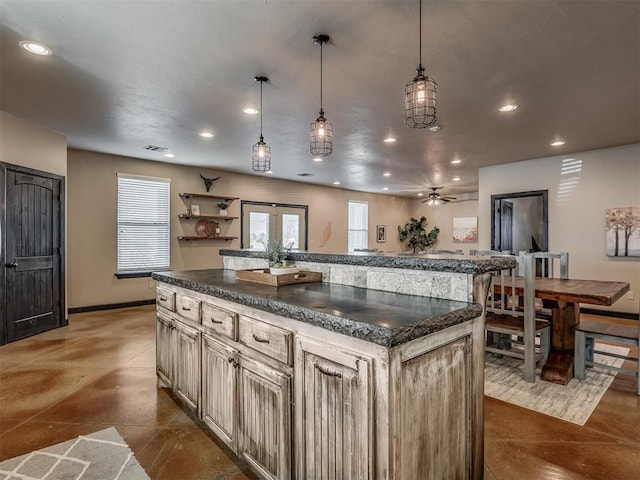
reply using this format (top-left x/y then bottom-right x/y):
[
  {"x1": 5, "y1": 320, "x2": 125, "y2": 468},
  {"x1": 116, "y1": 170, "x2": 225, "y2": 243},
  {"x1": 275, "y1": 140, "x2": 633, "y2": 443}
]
[
  {"x1": 479, "y1": 143, "x2": 640, "y2": 314},
  {"x1": 67, "y1": 149, "x2": 413, "y2": 308},
  {"x1": 411, "y1": 195, "x2": 480, "y2": 252},
  {"x1": 0, "y1": 111, "x2": 67, "y2": 176}
]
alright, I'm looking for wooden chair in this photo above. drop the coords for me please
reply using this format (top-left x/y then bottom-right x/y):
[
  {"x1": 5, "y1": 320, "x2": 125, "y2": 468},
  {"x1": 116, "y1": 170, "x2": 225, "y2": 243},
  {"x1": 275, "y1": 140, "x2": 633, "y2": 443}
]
[
  {"x1": 528, "y1": 251, "x2": 569, "y2": 279},
  {"x1": 574, "y1": 319, "x2": 639, "y2": 395},
  {"x1": 485, "y1": 253, "x2": 551, "y2": 383}
]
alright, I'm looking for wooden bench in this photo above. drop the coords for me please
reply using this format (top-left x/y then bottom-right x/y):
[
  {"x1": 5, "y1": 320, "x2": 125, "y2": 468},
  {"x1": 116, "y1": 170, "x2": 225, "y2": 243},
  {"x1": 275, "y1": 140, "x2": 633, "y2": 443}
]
[{"x1": 574, "y1": 318, "x2": 639, "y2": 395}]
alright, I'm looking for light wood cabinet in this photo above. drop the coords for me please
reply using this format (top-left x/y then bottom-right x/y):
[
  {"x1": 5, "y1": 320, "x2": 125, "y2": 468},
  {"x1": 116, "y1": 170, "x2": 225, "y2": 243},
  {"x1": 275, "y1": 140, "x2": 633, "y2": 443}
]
[
  {"x1": 201, "y1": 333, "x2": 238, "y2": 450},
  {"x1": 156, "y1": 281, "x2": 485, "y2": 480},
  {"x1": 294, "y1": 336, "x2": 371, "y2": 480},
  {"x1": 174, "y1": 320, "x2": 201, "y2": 410},
  {"x1": 238, "y1": 354, "x2": 292, "y2": 480},
  {"x1": 156, "y1": 314, "x2": 174, "y2": 388}
]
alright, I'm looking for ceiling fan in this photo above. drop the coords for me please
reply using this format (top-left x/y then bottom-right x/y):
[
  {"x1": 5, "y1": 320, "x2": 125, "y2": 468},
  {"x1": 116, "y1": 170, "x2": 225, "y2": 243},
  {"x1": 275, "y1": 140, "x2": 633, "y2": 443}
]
[{"x1": 422, "y1": 187, "x2": 456, "y2": 207}]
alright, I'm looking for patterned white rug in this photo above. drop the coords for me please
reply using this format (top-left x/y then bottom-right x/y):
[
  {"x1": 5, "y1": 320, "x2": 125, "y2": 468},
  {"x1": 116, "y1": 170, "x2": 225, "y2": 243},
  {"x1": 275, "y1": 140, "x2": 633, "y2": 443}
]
[
  {"x1": 0, "y1": 427, "x2": 149, "y2": 480},
  {"x1": 485, "y1": 343, "x2": 628, "y2": 426}
]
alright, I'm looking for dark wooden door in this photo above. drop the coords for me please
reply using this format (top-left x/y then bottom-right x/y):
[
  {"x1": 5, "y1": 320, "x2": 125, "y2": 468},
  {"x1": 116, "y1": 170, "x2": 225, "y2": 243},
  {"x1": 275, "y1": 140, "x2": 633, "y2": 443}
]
[
  {"x1": 1, "y1": 164, "x2": 65, "y2": 345},
  {"x1": 500, "y1": 200, "x2": 513, "y2": 253}
]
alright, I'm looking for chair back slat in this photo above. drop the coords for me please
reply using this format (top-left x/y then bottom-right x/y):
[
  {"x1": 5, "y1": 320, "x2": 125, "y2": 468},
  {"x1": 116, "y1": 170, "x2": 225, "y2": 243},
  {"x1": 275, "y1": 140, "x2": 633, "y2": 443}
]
[{"x1": 524, "y1": 251, "x2": 569, "y2": 279}]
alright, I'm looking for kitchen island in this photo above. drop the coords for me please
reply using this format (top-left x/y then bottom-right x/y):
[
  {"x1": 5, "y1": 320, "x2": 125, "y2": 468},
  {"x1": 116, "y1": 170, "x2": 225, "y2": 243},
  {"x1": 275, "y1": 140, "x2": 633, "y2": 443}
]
[{"x1": 152, "y1": 252, "x2": 514, "y2": 480}]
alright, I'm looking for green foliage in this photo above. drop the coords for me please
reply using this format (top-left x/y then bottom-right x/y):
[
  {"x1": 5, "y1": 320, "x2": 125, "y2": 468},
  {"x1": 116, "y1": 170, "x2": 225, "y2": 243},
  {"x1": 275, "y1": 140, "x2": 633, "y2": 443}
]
[
  {"x1": 265, "y1": 239, "x2": 291, "y2": 263},
  {"x1": 397, "y1": 216, "x2": 440, "y2": 254}
]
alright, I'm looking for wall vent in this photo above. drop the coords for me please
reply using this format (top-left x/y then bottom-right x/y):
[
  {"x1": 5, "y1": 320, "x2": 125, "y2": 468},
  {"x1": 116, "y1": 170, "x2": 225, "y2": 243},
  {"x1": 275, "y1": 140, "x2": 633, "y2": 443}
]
[
  {"x1": 297, "y1": 173, "x2": 314, "y2": 177},
  {"x1": 142, "y1": 145, "x2": 168, "y2": 153}
]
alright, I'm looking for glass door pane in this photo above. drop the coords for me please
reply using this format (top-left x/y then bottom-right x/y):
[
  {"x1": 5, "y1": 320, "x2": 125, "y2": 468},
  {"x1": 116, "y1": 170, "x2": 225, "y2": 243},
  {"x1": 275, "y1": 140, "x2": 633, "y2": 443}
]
[
  {"x1": 249, "y1": 211, "x2": 270, "y2": 250},
  {"x1": 281, "y1": 213, "x2": 300, "y2": 249}
]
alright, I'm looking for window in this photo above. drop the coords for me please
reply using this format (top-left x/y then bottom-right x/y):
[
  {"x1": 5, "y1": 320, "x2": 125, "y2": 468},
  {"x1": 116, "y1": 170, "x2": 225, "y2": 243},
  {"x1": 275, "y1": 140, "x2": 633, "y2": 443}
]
[
  {"x1": 117, "y1": 173, "x2": 170, "y2": 272},
  {"x1": 348, "y1": 201, "x2": 368, "y2": 251}
]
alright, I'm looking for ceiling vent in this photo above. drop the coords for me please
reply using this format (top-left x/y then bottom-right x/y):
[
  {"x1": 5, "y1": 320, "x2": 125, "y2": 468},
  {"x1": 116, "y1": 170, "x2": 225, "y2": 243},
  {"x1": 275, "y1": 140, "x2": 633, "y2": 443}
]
[
  {"x1": 142, "y1": 145, "x2": 168, "y2": 153},
  {"x1": 297, "y1": 173, "x2": 314, "y2": 177}
]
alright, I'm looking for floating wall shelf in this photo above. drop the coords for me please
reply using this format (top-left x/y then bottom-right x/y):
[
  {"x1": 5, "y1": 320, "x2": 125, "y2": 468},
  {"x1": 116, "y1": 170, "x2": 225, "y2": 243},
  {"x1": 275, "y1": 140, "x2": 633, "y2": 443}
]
[
  {"x1": 179, "y1": 192, "x2": 239, "y2": 202},
  {"x1": 177, "y1": 236, "x2": 238, "y2": 241},
  {"x1": 178, "y1": 214, "x2": 238, "y2": 221}
]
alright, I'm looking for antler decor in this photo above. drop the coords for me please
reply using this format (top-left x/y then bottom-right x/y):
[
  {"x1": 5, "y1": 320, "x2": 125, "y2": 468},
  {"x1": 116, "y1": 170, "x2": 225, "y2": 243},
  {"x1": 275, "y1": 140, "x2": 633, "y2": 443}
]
[{"x1": 199, "y1": 174, "x2": 220, "y2": 192}]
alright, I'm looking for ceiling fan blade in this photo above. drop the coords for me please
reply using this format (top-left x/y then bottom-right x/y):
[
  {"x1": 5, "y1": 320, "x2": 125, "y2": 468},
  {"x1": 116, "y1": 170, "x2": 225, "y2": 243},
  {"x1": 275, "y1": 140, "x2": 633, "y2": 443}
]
[
  {"x1": 442, "y1": 196, "x2": 457, "y2": 200},
  {"x1": 441, "y1": 198, "x2": 452, "y2": 203}
]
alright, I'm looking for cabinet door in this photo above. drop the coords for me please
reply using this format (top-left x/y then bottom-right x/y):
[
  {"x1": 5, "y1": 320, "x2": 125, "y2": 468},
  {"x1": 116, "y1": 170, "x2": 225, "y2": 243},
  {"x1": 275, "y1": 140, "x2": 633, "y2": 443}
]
[
  {"x1": 201, "y1": 334, "x2": 238, "y2": 451},
  {"x1": 295, "y1": 337, "x2": 371, "y2": 480},
  {"x1": 174, "y1": 320, "x2": 201, "y2": 411},
  {"x1": 238, "y1": 354, "x2": 292, "y2": 480},
  {"x1": 156, "y1": 315, "x2": 174, "y2": 388}
]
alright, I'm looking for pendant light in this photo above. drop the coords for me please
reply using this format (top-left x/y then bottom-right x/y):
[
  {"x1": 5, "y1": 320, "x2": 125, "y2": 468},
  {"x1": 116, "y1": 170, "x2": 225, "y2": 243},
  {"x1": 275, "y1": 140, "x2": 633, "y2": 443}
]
[
  {"x1": 310, "y1": 34, "x2": 333, "y2": 158},
  {"x1": 405, "y1": 0, "x2": 437, "y2": 128},
  {"x1": 252, "y1": 76, "x2": 271, "y2": 173}
]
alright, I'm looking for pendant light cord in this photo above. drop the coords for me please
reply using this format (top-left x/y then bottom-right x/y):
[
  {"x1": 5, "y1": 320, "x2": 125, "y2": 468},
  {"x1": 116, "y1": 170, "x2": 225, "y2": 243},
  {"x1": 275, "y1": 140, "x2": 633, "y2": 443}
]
[
  {"x1": 259, "y1": 80, "x2": 263, "y2": 138},
  {"x1": 320, "y1": 40, "x2": 324, "y2": 114},
  {"x1": 418, "y1": 0, "x2": 423, "y2": 70}
]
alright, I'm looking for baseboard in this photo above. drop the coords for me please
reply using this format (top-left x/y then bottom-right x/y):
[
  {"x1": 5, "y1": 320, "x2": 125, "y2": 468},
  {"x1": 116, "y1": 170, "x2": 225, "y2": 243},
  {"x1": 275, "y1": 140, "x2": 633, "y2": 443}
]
[
  {"x1": 580, "y1": 307, "x2": 639, "y2": 321},
  {"x1": 69, "y1": 299, "x2": 155, "y2": 314}
]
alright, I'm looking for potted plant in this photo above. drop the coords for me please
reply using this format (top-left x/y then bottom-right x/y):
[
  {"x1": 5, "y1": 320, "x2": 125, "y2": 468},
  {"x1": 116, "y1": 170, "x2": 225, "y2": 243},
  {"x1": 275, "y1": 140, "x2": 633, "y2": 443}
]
[
  {"x1": 398, "y1": 216, "x2": 440, "y2": 254},
  {"x1": 265, "y1": 240, "x2": 297, "y2": 274},
  {"x1": 217, "y1": 201, "x2": 230, "y2": 216}
]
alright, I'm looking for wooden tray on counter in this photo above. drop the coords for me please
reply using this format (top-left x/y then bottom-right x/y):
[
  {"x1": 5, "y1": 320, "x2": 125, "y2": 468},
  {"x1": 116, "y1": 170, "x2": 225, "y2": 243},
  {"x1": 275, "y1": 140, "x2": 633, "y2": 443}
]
[{"x1": 235, "y1": 269, "x2": 322, "y2": 286}]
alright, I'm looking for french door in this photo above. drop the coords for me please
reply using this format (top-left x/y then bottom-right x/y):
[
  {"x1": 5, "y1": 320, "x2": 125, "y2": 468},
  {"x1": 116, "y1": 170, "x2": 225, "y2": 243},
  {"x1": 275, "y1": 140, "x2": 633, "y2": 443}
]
[{"x1": 241, "y1": 201, "x2": 307, "y2": 250}]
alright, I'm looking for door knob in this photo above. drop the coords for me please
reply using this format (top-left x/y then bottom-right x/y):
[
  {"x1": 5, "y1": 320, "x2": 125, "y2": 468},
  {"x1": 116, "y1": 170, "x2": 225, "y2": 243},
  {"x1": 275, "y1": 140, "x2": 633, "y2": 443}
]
[{"x1": 5, "y1": 262, "x2": 18, "y2": 268}]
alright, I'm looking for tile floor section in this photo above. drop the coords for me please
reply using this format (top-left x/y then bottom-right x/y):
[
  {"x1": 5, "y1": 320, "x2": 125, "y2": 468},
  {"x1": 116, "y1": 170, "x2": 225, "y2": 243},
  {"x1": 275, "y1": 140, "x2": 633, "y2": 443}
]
[{"x1": 0, "y1": 306, "x2": 637, "y2": 479}]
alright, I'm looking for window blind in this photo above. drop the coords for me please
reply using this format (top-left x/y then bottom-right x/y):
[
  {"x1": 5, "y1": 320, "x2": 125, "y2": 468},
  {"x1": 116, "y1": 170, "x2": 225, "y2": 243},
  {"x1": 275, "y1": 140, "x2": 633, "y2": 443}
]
[
  {"x1": 117, "y1": 173, "x2": 170, "y2": 271},
  {"x1": 348, "y1": 201, "x2": 368, "y2": 251}
]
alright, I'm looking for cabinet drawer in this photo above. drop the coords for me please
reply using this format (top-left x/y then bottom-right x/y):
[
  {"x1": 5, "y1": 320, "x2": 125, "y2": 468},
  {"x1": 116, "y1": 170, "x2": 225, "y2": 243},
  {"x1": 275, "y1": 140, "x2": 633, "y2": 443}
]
[
  {"x1": 156, "y1": 288, "x2": 175, "y2": 312},
  {"x1": 176, "y1": 294, "x2": 201, "y2": 323},
  {"x1": 202, "y1": 302, "x2": 237, "y2": 340},
  {"x1": 239, "y1": 315, "x2": 292, "y2": 365}
]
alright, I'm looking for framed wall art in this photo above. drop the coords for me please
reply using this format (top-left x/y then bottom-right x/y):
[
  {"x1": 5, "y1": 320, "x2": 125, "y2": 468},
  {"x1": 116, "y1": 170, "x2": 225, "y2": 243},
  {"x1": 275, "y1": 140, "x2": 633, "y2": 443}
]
[
  {"x1": 606, "y1": 207, "x2": 640, "y2": 257},
  {"x1": 376, "y1": 225, "x2": 386, "y2": 243},
  {"x1": 453, "y1": 216, "x2": 478, "y2": 243}
]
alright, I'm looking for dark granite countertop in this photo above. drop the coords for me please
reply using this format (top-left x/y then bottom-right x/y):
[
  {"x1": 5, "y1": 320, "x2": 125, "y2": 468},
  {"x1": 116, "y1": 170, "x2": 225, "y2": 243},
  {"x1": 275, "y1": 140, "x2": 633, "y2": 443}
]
[
  {"x1": 152, "y1": 269, "x2": 483, "y2": 348},
  {"x1": 219, "y1": 249, "x2": 515, "y2": 274}
]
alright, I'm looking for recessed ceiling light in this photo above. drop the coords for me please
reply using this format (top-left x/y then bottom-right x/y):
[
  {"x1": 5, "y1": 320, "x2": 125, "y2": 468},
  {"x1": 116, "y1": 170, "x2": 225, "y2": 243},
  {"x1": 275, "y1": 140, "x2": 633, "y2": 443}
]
[
  {"x1": 383, "y1": 172, "x2": 391, "y2": 177},
  {"x1": 498, "y1": 104, "x2": 518, "y2": 112},
  {"x1": 332, "y1": 181, "x2": 341, "y2": 185},
  {"x1": 382, "y1": 187, "x2": 389, "y2": 191},
  {"x1": 417, "y1": 193, "x2": 424, "y2": 197},
  {"x1": 266, "y1": 170, "x2": 274, "y2": 174},
  {"x1": 451, "y1": 159, "x2": 462, "y2": 165},
  {"x1": 428, "y1": 125, "x2": 441, "y2": 132},
  {"x1": 452, "y1": 176, "x2": 461, "y2": 182},
  {"x1": 383, "y1": 137, "x2": 397, "y2": 143},
  {"x1": 163, "y1": 153, "x2": 175, "y2": 158},
  {"x1": 199, "y1": 131, "x2": 214, "y2": 138},
  {"x1": 550, "y1": 140, "x2": 565, "y2": 146},
  {"x1": 312, "y1": 157, "x2": 323, "y2": 162},
  {"x1": 243, "y1": 107, "x2": 259, "y2": 115},
  {"x1": 19, "y1": 41, "x2": 52, "y2": 56}
]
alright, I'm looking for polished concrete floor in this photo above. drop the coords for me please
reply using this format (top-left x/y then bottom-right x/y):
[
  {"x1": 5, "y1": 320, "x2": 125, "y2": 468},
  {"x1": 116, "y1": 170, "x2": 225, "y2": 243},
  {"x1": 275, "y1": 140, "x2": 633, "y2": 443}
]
[{"x1": 0, "y1": 306, "x2": 637, "y2": 479}]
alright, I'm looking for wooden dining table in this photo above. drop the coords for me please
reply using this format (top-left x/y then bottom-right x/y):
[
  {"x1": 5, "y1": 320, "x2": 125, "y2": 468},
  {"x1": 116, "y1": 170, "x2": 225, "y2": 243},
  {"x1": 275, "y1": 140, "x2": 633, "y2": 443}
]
[{"x1": 493, "y1": 276, "x2": 630, "y2": 385}]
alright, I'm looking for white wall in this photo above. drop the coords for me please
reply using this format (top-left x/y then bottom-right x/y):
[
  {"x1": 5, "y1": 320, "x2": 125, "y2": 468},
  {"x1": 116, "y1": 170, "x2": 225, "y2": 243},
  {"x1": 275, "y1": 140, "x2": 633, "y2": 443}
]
[{"x1": 479, "y1": 143, "x2": 640, "y2": 314}]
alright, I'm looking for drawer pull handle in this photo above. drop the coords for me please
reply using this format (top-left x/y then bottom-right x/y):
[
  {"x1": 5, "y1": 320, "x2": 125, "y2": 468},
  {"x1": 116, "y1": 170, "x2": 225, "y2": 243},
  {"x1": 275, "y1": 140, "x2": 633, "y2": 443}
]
[
  {"x1": 314, "y1": 364, "x2": 342, "y2": 378},
  {"x1": 182, "y1": 306, "x2": 191, "y2": 311},
  {"x1": 159, "y1": 296, "x2": 168, "y2": 302},
  {"x1": 252, "y1": 334, "x2": 270, "y2": 344},
  {"x1": 210, "y1": 318, "x2": 223, "y2": 324}
]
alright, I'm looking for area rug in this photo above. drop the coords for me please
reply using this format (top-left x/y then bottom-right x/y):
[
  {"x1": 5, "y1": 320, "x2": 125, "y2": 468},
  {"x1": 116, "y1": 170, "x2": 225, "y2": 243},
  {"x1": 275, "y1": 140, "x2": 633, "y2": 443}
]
[
  {"x1": 485, "y1": 343, "x2": 628, "y2": 426},
  {"x1": 0, "y1": 427, "x2": 150, "y2": 480}
]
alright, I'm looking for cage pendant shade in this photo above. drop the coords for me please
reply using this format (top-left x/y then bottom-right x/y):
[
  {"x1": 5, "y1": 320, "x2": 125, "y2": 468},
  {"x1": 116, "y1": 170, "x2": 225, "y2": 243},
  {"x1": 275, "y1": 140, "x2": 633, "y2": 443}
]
[
  {"x1": 252, "y1": 76, "x2": 271, "y2": 173},
  {"x1": 405, "y1": 0, "x2": 437, "y2": 128},
  {"x1": 310, "y1": 34, "x2": 333, "y2": 157},
  {"x1": 405, "y1": 68, "x2": 437, "y2": 128}
]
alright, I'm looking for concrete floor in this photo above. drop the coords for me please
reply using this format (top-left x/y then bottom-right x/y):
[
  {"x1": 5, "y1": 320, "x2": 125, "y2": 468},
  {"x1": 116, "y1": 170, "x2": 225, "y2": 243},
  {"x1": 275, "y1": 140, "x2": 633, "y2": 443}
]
[{"x1": 0, "y1": 306, "x2": 637, "y2": 479}]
